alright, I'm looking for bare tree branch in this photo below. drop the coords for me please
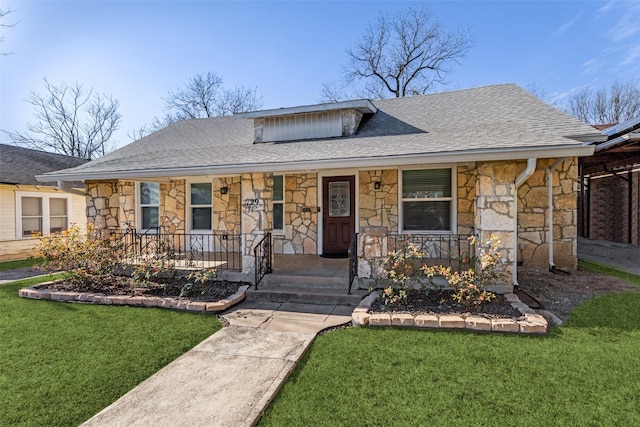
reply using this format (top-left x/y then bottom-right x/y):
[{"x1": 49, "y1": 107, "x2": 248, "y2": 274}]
[
  {"x1": 1, "y1": 7, "x2": 18, "y2": 55},
  {"x1": 563, "y1": 79, "x2": 640, "y2": 125},
  {"x1": 336, "y1": 5, "x2": 472, "y2": 99},
  {"x1": 3, "y1": 79, "x2": 121, "y2": 159}
]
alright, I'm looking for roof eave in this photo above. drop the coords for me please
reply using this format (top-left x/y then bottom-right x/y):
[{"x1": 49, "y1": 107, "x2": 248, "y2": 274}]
[
  {"x1": 235, "y1": 99, "x2": 377, "y2": 119},
  {"x1": 37, "y1": 144, "x2": 595, "y2": 182}
]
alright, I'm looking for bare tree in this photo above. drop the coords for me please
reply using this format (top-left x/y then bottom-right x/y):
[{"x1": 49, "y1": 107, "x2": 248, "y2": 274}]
[
  {"x1": 4, "y1": 80, "x2": 122, "y2": 159},
  {"x1": 564, "y1": 79, "x2": 640, "y2": 125},
  {"x1": 322, "y1": 5, "x2": 472, "y2": 101},
  {"x1": 151, "y1": 71, "x2": 262, "y2": 132},
  {"x1": 1, "y1": 7, "x2": 17, "y2": 55}
]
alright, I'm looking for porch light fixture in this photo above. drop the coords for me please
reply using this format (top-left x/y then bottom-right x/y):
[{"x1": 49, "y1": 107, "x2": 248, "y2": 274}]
[
  {"x1": 220, "y1": 186, "x2": 228, "y2": 195},
  {"x1": 374, "y1": 181, "x2": 381, "y2": 190}
]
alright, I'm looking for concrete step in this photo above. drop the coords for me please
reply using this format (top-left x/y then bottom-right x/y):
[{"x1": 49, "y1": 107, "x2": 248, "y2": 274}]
[
  {"x1": 246, "y1": 285, "x2": 368, "y2": 306},
  {"x1": 263, "y1": 273, "x2": 349, "y2": 290}
]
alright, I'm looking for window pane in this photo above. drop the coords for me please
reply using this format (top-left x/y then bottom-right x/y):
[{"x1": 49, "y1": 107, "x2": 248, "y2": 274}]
[
  {"x1": 140, "y1": 182, "x2": 159, "y2": 205},
  {"x1": 191, "y1": 183, "x2": 212, "y2": 205},
  {"x1": 50, "y1": 216, "x2": 68, "y2": 233},
  {"x1": 403, "y1": 169, "x2": 451, "y2": 198},
  {"x1": 22, "y1": 218, "x2": 42, "y2": 236},
  {"x1": 50, "y1": 198, "x2": 67, "y2": 216},
  {"x1": 192, "y1": 207, "x2": 212, "y2": 230},
  {"x1": 273, "y1": 203, "x2": 283, "y2": 230},
  {"x1": 403, "y1": 201, "x2": 451, "y2": 231},
  {"x1": 22, "y1": 197, "x2": 42, "y2": 216},
  {"x1": 142, "y1": 206, "x2": 159, "y2": 229},
  {"x1": 329, "y1": 181, "x2": 350, "y2": 217},
  {"x1": 273, "y1": 175, "x2": 283, "y2": 201}
]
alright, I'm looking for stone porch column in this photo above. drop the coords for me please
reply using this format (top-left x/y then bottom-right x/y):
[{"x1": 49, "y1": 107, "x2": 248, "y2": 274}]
[{"x1": 241, "y1": 172, "x2": 273, "y2": 279}]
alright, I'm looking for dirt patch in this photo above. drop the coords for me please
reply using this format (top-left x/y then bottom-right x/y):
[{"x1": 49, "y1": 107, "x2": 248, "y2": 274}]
[{"x1": 517, "y1": 268, "x2": 638, "y2": 321}]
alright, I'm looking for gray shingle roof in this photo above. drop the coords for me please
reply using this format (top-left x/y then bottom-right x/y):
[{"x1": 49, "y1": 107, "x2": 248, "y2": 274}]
[
  {"x1": 0, "y1": 144, "x2": 89, "y2": 185},
  {"x1": 38, "y1": 84, "x2": 603, "y2": 181}
]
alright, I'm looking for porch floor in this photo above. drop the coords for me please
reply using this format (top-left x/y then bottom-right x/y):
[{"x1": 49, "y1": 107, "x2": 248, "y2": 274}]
[{"x1": 272, "y1": 254, "x2": 349, "y2": 279}]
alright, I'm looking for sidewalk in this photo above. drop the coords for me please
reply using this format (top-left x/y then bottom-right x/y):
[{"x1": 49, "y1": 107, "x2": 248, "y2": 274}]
[
  {"x1": 82, "y1": 301, "x2": 353, "y2": 427},
  {"x1": 578, "y1": 237, "x2": 640, "y2": 276},
  {"x1": 0, "y1": 267, "x2": 47, "y2": 284}
]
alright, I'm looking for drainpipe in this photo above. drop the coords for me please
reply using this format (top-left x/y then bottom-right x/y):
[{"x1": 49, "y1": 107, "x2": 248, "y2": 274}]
[
  {"x1": 57, "y1": 180, "x2": 86, "y2": 197},
  {"x1": 513, "y1": 158, "x2": 537, "y2": 289},
  {"x1": 547, "y1": 158, "x2": 566, "y2": 270}
]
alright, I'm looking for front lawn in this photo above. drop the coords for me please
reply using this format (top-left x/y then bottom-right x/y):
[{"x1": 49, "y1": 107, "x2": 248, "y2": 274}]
[
  {"x1": 259, "y1": 285, "x2": 640, "y2": 426},
  {"x1": 0, "y1": 276, "x2": 221, "y2": 427},
  {"x1": 0, "y1": 257, "x2": 44, "y2": 271}
]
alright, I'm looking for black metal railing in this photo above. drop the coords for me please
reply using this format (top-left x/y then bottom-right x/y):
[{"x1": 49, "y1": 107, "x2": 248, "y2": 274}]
[
  {"x1": 254, "y1": 232, "x2": 272, "y2": 289},
  {"x1": 388, "y1": 233, "x2": 476, "y2": 271},
  {"x1": 113, "y1": 229, "x2": 242, "y2": 270},
  {"x1": 347, "y1": 233, "x2": 358, "y2": 295}
]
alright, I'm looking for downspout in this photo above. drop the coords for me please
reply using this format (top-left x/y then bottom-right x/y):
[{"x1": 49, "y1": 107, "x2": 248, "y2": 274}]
[
  {"x1": 57, "y1": 180, "x2": 86, "y2": 197},
  {"x1": 513, "y1": 158, "x2": 537, "y2": 289},
  {"x1": 547, "y1": 157, "x2": 566, "y2": 271}
]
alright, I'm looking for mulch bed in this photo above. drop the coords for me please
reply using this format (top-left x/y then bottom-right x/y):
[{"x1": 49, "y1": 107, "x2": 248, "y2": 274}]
[
  {"x1": 38, "y1": 275, "x2": 247, "y2": 303},
  {"x1": 370, "y1": 289, "x2": 522, "y2": 319}
]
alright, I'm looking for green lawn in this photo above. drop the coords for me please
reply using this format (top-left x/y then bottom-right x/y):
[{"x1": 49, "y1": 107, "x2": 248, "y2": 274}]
[
  {"x1": 0, "y1": 276, "x2": 222, "y2": 427},
  {"x1": 259, "y1": 275, "x2": 640, "y2": 426},
  {"x1": 0, "y1": 257, "x2": 44, "y2": 271}
]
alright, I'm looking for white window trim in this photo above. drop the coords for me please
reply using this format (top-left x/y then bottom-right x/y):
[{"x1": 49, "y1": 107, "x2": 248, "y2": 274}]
[
  {"x1": 272, "y1": 174, "x2": 285, "y2": 234},
  {"x1": 187, "y1": 181, "x2": 213, "y2": 232},
  {"x1": 15, "y1": 191, "x2": 72, "y2": 239},
  {"x1": 398, "y1": 166, "x2": 457, "y2": 234},
  {"x1": 136, "y1": 181, "x2": 160, "y2": 233}
]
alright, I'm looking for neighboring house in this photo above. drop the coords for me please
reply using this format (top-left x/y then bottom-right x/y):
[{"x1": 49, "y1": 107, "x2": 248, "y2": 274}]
[
  {"x1": 0, "y1": 144, "x2": 88, "y2": 260},
  {"x1": 579, "y1": 116, "x2": 640, "y2": 245},
  {"x1": 38, "y1": 84, "x2": 604, "y2": 291}
]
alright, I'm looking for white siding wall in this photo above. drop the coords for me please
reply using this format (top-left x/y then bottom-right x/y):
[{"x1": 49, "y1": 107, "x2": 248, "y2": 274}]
[{"x1": 263, "y1": 112, "x2": 342, "y2": 142}]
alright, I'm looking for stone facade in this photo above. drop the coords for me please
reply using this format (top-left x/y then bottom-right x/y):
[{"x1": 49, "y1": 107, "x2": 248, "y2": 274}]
[
  {"x1": 273, "y1": 173, "x2": 318, "y2": 255},
  {"x1": 241, "y1": 172, "x2": 273, "y2": 276},
  {"x1": 160, "y1": 180, "x2": 185, "y2": 234},
  {"x1": 358, "y1": 169, "x2": 398, "y2": 231},
  {"x1": 213, "y1": 177, "x2": 241, "y2": 234},
  {"x1": 117, "y1": 181, "x2": 135, "y2": 229},
  {"x1": 86, "y1": 180, "x2": 120, "y2": 233},
  {"x1": 457, "y1": 166, "x2": 476, "y2": 235}
]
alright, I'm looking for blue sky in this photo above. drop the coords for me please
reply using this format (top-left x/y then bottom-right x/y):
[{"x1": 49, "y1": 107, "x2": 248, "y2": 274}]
[{"x1": 1, "y1": 1, "x2": 639, "y2": 149}]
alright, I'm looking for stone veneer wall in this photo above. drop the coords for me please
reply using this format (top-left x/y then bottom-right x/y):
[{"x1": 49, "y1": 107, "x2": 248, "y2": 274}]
[
  {"x1": 160, "y1": 180, "x2": 185, "y2": 233},
  {"x1": 117, "y1": 181, "x2": 135, "y2": 229},
  {"x1": 358, "y1": 169, "x2": 398, "y2": 231},
  {"x1": 517, "y1": 157, "x2": 579, "y2": 269},
  {"x1": 457, "y1": 166, "x2": 476, "y2": 235},
  {"x1": 86, "y1": 180, "x2": 120, "y2": 232},
  {"x1": 213, "y1": 177, "x2": 241, "y2": 234},
  {"x1": 241, "y1": 172, "x2": 272, "y2": 276},
  {"x1": 273, "y1": 173, "x2": 318, "y2": 255}
]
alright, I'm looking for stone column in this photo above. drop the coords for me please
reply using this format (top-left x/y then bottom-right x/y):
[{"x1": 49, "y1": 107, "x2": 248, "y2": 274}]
[
  {"x1": 86, "y1": 180, "x2": 120, "y2": 237},
  {"x1": 357, "y1": 226, "x2": 389, "y2": 285},
  {"x1": 241, "y1": 172, "x2": 273, "y2": 279},
  {"x1": 474, "y1": 162, "x2": 517, "y2": 290}
]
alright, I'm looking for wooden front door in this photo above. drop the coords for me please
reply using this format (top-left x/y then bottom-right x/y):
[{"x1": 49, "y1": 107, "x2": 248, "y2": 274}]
[{"x1": 322, "y1": 176, "x2": 355, "y2": 256}]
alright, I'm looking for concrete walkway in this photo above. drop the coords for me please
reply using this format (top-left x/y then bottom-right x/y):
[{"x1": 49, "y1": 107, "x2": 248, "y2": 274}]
[
  {"x1": 82, "y1": 301, "x2": 353, "y2": 427},
  {"x1": 578, "y1": 237, "x2": 640, "y2": 276},
  {"x1": 0, "y1": 267, "x2": 47, "y2": 284}
]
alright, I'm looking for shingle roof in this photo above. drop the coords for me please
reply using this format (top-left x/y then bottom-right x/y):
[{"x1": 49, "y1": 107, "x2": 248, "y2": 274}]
[
  {"x1": 0, "y1": 144, "x2": 88, "y2": 185},
  {"x1": 38, "y1": 84, "x2": 603, "y2": 181}
]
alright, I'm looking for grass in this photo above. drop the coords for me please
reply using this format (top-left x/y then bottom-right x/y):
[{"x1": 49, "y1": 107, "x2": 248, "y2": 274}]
[
  {"x1": 0, "y1": 257, "x2": 44, "y2": 271},
  {"x1": 579, "y1": 259, "x2": 640, "y2": 286},
  {"x1": 259, "y1": 274, "x2": 640, "y2": 426},
  {"x1": 0, "y1": 276, "x2": 222, "y2": 427}
]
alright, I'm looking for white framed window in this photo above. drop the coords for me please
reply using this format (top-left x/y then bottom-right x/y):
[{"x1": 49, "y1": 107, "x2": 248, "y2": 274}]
[
  {"x1": 16, "y1": 192, "x2": 71, "y2": 238},
  {"x1": 400, "y1": 168, "x2": 454, "y2": 232},
  {"x1": 190, "y1": 182, "x2": 212, "y2": 231},
  {"x1": 273, "y1": 174, "x2": 284, "y2": 232},
  {"x1": 138, "y1": 182, "x2": 159, "y2": 231}
]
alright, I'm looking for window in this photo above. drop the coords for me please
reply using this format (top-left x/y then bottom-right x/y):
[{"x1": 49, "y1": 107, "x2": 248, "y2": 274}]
[
  {"x1": 190, "y1": 182, "x2": 212, "y2": 230},
  {"x1": 17, "y1": 193, "x2": 70, "y2": 238},
  {"x1": 401, "y1": 168, "x2": 453, "y2": 231},
  {"x1": 273, "y1": 175, "x2": 284, "y2": 232},
  {"x1": 139, "y1": 182, "x2": 159, "y2": 230}
]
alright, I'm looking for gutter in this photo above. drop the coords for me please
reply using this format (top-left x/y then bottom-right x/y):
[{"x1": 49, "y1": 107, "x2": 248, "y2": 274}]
[
  {"x1": 57, "y1": 181, "x2": 86, "y2": 197},
  {"x1": 546, "y1": 158, "x2": 566, "y2": 272},
  {"x1": 36, "y1": 144, "x2": 596, "y2": 183},
  {"x1": 513, "y1": 158, "x2": 537, "y2": 289}
]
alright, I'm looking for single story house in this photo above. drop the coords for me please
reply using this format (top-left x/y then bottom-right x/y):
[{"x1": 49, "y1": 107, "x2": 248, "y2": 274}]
[
  {"x1": 0, "y1": 144, "x2": 88, "y2": 260},
  {"x1": 37, "y1": 84, "x2": 604, "y2": 291},
  {"x1": 579, "y1": 116, "x2": 640, "y2": 245}
]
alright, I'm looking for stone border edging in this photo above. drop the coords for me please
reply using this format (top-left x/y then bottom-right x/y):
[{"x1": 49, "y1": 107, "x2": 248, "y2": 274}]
[
  {"x1": 18, "y1": 283, "x2": 250, "y2": 314},
  {"x1": 352, "y1": 290, "x2": 548, "y2": 334}
]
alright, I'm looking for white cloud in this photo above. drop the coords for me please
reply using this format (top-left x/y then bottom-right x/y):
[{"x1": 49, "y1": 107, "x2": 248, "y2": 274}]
[
  {"x1": 581, "y1": 58, "x2": 602, "y2": 75},
  {"x1": 621, "y1": 44, "x2": 640, "y2": 65},
  {"x1": 607, "y1": 2, "x2": 640, "y2": 41},
  {"x1": 552, "y1": 19, "x2": 576, "y2": 37}
]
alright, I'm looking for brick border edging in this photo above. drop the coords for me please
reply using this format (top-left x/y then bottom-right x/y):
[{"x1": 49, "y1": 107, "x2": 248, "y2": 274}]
[
  {"x1": 18, "y1": 283, "x2": 250, "y2": 314},
  {"x1": 352, "y1": 290, "x2": 548, "y2": 334}
]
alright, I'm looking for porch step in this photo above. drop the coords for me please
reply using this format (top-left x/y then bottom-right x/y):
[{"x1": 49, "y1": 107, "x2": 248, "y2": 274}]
[
  {"x1": 263, "y1": 273, "x2": 348, "y2": 290},
  {"x1": 246, "y1": 285, "x2": 368, "y2": 306}
]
